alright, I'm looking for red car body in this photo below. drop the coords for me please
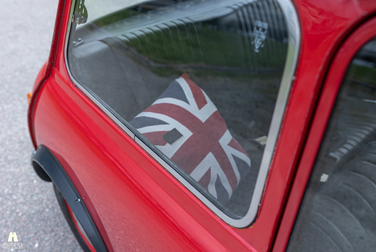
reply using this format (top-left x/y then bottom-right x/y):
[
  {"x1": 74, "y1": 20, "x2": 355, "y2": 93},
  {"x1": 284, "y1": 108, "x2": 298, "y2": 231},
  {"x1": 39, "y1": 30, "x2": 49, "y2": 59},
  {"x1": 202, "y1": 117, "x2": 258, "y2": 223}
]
[{"x1": 27, "y1": 0, "x2": 376, "y2": 251}]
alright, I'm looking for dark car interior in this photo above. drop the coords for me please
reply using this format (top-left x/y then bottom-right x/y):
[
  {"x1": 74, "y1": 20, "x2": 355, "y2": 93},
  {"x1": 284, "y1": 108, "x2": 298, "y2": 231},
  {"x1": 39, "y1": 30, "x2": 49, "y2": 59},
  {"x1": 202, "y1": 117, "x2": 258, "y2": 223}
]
[{"x1": 67, "y1": 0, "x2": 288, "y2": 217}]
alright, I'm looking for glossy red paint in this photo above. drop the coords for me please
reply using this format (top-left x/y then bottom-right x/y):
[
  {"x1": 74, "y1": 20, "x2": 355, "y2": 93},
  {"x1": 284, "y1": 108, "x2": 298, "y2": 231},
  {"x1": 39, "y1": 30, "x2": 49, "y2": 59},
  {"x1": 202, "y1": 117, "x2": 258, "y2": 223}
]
[
  {"x1": 27, "y1": 0, "x2": 376, "y2": 251},
  {"x1": 28, "y1": 0, "x2": 67, "y2": 149},
  {"x1": 34, "y1": 66, "x2": 256, "y2": 251},
  {"x1": 30, "y1": 1, "x2": 257, "y2": 249},
  {"x1": 273, "y1": 15, "x2": 376, "y2": 252}
]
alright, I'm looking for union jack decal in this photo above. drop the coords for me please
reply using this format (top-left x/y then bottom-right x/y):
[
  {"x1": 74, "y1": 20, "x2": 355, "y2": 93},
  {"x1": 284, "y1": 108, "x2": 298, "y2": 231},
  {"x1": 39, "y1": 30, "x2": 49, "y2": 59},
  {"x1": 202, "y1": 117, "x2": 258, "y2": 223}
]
[{"x1": 130, "y1": 74, "x2": 251, "y2": 204}]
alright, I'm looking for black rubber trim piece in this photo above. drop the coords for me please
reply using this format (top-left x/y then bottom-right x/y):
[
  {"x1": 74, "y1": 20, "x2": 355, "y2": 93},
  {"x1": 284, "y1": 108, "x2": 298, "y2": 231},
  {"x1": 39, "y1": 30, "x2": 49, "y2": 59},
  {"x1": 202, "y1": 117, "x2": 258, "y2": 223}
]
[
  {"x1": 53, "y1": 183, "x2": 92, "y2": 252},
  {"x1": 32, "y1": 154, "x2": 52, "y2": 182},
  {"x1": 31, "y1": 145, "x2": 107, "y2": 252}
]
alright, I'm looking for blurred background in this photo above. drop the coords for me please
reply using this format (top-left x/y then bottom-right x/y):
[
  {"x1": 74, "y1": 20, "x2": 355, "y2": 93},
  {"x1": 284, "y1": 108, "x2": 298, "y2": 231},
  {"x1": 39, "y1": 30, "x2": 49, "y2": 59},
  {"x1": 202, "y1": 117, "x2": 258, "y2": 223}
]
[{"x1": 0, "y1": 0, "x2": 81, "y2": 250}]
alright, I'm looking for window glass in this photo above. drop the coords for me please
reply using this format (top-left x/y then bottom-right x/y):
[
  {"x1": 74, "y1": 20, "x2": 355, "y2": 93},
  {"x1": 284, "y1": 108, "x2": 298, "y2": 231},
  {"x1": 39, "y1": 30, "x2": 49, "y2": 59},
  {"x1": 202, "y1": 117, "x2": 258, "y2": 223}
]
[
  {"x1": 288, "y1": 38, "x2": 376, "y2": 251},
  {"x1": 67, "y1": 0, "x2": 292, "y2": 220}
]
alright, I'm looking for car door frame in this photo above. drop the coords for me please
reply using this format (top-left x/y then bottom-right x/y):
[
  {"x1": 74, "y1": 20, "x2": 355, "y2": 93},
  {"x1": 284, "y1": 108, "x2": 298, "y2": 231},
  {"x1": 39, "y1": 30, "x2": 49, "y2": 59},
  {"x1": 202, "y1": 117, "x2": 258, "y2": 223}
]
[{"x1": 273, "y1": 14, "x2": 376, "y2": 252}]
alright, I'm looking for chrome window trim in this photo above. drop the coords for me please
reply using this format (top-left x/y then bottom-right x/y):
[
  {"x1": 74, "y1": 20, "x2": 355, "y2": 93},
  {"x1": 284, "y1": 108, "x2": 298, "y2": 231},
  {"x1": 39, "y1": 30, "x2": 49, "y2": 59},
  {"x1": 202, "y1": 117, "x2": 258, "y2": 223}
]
[{"x1": 64, "y1": 0, "x2": 300, "y2": 228}]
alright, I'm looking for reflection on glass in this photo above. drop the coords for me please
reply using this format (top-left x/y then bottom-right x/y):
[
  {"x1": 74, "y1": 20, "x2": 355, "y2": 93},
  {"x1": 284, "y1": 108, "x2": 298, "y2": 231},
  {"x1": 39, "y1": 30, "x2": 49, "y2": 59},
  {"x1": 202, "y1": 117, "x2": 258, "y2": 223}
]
[
  {"x1": 288, "y1": 38, "x2": 376, "y2": 251},
  {"x1": 67, "y1": 0, "x2": 289, "y2": 218}
]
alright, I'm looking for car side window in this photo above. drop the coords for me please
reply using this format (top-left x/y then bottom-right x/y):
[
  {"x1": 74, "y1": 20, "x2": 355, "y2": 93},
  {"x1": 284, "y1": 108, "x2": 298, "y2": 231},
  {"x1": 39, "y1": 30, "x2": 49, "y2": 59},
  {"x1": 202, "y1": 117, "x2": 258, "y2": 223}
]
[
  {"x1": 66, "y1": 0, "x2": 298, "y2": 226},
  {"x1": 288, "y1": 38, "x2": 376, "y2": 251}
]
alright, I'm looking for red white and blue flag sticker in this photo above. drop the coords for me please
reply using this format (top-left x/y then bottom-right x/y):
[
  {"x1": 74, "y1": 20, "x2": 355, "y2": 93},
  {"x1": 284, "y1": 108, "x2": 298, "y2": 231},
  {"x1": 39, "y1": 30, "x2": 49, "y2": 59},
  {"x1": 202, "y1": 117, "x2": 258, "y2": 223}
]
[{"x1": 130, "y1": 74, "x2": 251, "y2": 204}]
